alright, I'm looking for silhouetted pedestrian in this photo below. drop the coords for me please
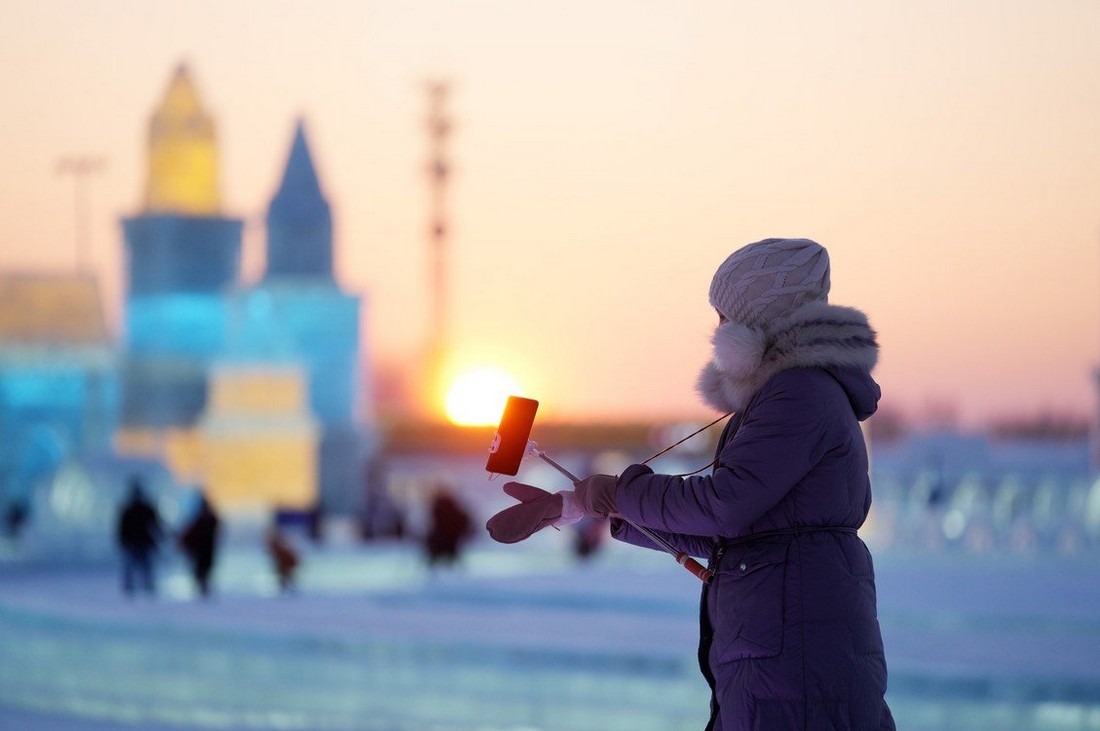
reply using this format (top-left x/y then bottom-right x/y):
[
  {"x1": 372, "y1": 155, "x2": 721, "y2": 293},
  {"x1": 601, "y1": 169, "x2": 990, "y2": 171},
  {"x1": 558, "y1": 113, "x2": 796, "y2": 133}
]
[
  {"x1": 571, "y1": 516, "x2": 606, "y2": 561},
  {"x1": 116, "y1": 477, "x2": 163, "y2": 597},
  {"x1": 178, "y1": 493, "x2": 220, "y2": 598},
  {"x1": 424, "y1": 485, "x2": 473, "y2": 567},
  {"x1": 3, "y1": 501, "x2": 28, "y2": 541}
]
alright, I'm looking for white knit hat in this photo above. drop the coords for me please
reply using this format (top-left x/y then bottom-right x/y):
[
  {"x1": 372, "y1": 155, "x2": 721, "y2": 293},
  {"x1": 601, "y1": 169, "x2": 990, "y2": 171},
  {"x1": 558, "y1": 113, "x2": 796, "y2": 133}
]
[{"x1": 709, "y1": 238, "x2": 830, "y2": 328}]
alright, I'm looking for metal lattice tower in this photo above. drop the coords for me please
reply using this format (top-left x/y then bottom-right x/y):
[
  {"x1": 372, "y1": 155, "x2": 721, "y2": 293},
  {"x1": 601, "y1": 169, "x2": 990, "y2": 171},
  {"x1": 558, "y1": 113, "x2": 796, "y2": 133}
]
[{"x1": 425, "y1": 80, "x2": 451, "y2": 410}]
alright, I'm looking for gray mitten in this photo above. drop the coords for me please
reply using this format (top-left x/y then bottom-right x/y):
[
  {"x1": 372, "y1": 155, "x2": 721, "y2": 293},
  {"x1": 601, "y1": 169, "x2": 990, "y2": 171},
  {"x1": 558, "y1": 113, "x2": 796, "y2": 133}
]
[{"x1": 486, "y1": 482, "x2": 563, "y2": 544}]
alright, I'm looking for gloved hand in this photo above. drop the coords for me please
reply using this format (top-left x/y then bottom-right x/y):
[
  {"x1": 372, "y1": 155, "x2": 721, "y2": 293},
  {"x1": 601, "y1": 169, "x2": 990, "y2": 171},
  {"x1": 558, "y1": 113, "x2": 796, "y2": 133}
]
[
  {"x1": 573, "y1": 473, "x2": 618, "y2": 518},
  {"x1": 486, "y1": 482, "x2": 583, "y2": 544}
]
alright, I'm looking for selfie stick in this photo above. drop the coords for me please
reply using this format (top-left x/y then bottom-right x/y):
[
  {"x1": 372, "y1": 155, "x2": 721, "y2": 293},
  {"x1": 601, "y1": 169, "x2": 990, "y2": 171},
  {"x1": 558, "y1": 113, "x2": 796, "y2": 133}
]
[{"x1": 526, "y1": 440, "x2": 713, "y2": 583}]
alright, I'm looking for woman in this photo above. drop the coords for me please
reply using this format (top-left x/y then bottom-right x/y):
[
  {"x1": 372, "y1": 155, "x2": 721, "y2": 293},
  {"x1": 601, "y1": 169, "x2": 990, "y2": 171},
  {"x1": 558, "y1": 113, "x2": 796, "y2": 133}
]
[{"x1": 488, "y1": 238, "x2": 895, "y2": 730}]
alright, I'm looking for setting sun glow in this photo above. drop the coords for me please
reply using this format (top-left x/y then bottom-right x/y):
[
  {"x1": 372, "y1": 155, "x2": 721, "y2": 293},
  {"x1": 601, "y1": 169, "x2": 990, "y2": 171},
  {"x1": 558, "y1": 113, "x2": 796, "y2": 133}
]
[{"x1": 444, "y1": 369, "x2": 522, "y2": 426}]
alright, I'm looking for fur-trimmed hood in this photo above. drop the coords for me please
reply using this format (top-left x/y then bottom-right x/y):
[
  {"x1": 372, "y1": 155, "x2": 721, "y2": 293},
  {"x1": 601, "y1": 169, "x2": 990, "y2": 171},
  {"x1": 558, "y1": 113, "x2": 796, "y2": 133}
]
[{"x1": 697, "y1": 301, "x2": 879, "y2": 416}]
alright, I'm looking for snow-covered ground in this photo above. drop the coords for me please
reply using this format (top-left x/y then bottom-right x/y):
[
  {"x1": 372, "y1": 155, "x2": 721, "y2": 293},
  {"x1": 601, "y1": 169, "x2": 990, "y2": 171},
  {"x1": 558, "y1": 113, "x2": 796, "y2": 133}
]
[{"x1": 2, "y1": 527, "x2": 1099, "y2": 731}]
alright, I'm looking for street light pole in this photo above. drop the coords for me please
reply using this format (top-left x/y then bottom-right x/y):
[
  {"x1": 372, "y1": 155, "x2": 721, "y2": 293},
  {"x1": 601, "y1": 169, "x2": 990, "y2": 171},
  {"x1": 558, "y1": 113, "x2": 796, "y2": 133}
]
[{"x1": 56, "y1": 156, "x2": 106, "y2": 275}]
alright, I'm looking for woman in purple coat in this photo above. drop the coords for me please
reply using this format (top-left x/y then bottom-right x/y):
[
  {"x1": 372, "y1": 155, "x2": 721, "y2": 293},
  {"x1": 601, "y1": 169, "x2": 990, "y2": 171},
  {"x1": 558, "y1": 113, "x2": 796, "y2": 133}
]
[{"x1": 488, "y1": 238, "x2": 895, "y2": 730}]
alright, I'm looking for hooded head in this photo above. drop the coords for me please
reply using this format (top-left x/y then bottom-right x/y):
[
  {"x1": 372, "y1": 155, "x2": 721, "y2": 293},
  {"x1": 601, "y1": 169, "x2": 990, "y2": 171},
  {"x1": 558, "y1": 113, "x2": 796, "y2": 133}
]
[
  {"x1": 697, "y1": 238, "x2": 878, "y2": 414},
  {"x1": 708, "y1": 237, "x2": 830, "y2": 328}
]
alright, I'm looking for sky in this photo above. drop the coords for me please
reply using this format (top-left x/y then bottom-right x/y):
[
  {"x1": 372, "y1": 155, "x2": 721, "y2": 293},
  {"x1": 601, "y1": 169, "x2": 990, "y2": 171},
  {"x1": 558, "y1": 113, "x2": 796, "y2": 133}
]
[{"x1": 2, "y1": 0, "x2": 1099, "y2": 427}]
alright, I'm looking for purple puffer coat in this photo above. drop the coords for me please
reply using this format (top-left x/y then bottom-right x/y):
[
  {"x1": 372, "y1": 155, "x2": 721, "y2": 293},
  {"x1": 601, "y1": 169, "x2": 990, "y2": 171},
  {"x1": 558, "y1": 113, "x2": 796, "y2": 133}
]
[{"x1": 611, "y1": 365, "x2": 895, "y2": 731}]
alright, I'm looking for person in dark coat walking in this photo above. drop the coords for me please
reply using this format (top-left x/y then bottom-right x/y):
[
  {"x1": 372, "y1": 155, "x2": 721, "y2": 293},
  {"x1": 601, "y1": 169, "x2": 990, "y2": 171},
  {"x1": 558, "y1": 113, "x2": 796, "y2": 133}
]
[
  {"x1": 488, "y1": 238, "x2": 895, "y2": 730},
  {"x1": 178, "y1": 492, "x2": 220, "y2": 598},
  {"x1": 424, "y1": 484, "x2": 473, "y2": 567},
  {"x1": 116, "y1": 477, "x2": 163, "y2": 597}
]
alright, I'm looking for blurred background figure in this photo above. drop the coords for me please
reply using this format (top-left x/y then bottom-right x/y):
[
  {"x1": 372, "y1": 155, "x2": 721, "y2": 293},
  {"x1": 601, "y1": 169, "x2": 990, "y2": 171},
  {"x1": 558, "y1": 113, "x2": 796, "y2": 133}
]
[
  {"x1": 571, "y1": 516, "x2": 606, "y2": 561},
  {"x1": 265, "y1": 523, "x2": 300, "y2": 594},
  {"x1": 3, "y1": 501, "x2": 29, "y2": 543},
  {"x1": 359, "y1": 458, "x2": 407, "y2": 541},
  {"x1": 423, "y1": 483, "x2": 473, "y2": 568},
  {"x1": 115, "y1": 476, "x2": 163, "y2": 598},
  {"x1": 178, "y1": 492, "x2": 220, "y2": 598}
]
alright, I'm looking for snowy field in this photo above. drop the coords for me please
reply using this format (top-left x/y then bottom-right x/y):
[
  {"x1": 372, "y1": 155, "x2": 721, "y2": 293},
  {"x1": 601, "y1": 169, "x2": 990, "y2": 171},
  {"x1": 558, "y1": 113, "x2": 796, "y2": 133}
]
[{"x1": 2, "y1": 528, "x2": 1099, "y2": 731}]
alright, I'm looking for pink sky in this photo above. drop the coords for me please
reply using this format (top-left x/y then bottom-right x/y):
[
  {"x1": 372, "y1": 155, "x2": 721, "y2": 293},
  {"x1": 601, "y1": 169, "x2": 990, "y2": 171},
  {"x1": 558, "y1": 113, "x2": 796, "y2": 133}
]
[{"x1": 2, "y1": 1, "x2": 1099, "y2": 427}]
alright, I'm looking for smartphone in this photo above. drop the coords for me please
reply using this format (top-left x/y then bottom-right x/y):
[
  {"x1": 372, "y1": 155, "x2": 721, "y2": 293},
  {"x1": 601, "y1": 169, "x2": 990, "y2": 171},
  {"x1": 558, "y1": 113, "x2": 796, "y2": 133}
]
[{"x1": 485, "y1": 396, "x2": 539, "y2": 476}]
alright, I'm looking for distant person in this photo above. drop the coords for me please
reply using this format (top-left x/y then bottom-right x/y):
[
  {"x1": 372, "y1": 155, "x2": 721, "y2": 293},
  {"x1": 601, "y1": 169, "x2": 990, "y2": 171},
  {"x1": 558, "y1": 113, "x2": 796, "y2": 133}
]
[
  {"x1": 116, "y1": 477, "x2": 163, "y2": 597},
  {"x1": 4, "y1": 500, "x2": 29, "y2": 541},
  {"x1": 571, "y1": 516, "x2": 606, "y2": 561},
  {"x1": 178, "y1": 492, "x2": 220, "y2": 598},
  {"x1": 265, "y1": 524, "x2": 300, "y2": 593},
  {"x1": 360, "y1": 459, "x2": 407, "y2": 540},
  {"x1": 424, "y1": 485, "x2": 473, "y2": 567},
  {"x1": 488, "y1": 239, "x2": 895, "y2": 729},
  {"x1": 308, "y1": 501, "x2": 324, "y2": 544}
]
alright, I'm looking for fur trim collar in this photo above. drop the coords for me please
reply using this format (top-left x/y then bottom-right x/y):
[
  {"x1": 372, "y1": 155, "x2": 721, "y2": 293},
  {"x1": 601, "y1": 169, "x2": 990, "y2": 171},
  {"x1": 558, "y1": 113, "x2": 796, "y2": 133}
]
[{"x1": 696, "y1": 301, "x2": 878, "y2": 413}]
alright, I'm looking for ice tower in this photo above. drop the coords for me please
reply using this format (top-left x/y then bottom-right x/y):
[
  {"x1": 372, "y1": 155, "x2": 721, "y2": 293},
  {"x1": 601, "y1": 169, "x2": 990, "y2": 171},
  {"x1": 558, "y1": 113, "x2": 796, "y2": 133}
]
[
  {"x1": 117, "y1": 63, "x2": 243, "y2": 462},
  {"x1": 242, "y1": 120, "x2": 367, "y2": 512},
  {"x1": 142, "y1": 63, "x2": 220, "y2": 216},
  {"x1": 265, "y1": 122, "x2": 334, "y2": 281}
]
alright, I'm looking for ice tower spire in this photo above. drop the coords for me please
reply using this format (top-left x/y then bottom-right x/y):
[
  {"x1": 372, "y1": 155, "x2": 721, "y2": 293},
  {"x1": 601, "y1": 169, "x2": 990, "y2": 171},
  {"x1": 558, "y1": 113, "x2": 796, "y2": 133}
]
[
  {"x1": 143, "y1": 63, "x2": 220, "y2": 215},
  {"x1": 264, "y1": 119, "x2": 333, "y2": 280}
]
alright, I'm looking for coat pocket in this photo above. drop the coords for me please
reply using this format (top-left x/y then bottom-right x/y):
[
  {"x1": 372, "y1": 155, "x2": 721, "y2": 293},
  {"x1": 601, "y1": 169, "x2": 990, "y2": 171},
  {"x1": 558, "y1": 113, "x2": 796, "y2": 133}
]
[{"x1": 709, "y1": 541, "x2": 789, "y2": 661}]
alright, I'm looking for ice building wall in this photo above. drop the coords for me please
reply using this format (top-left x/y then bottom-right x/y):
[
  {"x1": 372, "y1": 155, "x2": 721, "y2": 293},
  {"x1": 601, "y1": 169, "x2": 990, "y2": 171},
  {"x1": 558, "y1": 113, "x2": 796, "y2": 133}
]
[{"x1": 0, "y1": 275, "x2": 119, "y2": 518}]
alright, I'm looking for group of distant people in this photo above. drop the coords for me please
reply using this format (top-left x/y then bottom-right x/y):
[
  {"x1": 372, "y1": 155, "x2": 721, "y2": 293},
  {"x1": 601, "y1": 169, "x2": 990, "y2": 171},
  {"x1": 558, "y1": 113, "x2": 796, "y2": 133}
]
[
  {"x1": 116, "y1": 478, "x2": 225, "y2": 599},
  {"x1": 116, "y1": 476, "x2": 603, "y2": 600},
  {"x1": 118, "y1": 479, "x2": 306, "y2": 600}
]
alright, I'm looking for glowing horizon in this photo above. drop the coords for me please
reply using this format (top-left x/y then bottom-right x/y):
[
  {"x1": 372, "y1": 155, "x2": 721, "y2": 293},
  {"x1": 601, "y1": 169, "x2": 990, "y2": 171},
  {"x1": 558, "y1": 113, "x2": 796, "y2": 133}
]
[
  {"x1": 3, "y1": 1, "x2": 1100, "y2": 429},
  {"x1": 443, "y1": 367, "x2": 523, "y2": 427}
]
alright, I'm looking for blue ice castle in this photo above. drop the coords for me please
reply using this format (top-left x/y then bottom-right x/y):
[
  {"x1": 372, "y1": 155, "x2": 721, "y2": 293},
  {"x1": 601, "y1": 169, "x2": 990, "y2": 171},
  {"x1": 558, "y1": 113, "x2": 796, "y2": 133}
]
[{"x1": 1, "y1": 63, "x2": 373, "y2": 531}]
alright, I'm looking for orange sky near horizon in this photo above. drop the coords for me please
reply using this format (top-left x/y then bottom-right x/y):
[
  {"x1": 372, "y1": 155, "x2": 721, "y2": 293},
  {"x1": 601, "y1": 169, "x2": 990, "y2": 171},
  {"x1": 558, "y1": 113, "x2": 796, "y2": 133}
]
[{"x1": 2, "y1": 1, "x2": 1099, "y2": 428}]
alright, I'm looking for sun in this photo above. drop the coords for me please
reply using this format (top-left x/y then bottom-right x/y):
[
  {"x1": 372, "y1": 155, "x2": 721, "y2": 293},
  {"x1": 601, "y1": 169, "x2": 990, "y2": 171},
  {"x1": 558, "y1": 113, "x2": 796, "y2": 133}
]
[{"x1": 444, "y1": 368, "x2": 522, "y2": 426}]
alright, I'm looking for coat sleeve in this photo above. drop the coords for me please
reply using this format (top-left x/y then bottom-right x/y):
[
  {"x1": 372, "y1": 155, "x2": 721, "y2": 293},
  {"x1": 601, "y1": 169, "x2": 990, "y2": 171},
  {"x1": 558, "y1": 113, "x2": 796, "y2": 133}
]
[
  {"x1": 614, "y1": 371, "x2": 828, "y2": 537},
  {"x1": 609, "y1": 513, "x2": 717, "y2": 559}
]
